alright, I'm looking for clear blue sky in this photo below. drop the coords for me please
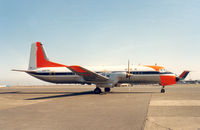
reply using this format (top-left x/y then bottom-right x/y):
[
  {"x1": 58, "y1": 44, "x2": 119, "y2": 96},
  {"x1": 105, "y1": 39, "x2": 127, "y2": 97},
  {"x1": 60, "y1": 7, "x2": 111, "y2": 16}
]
[{"x1": 0, "y1": 0, "x2": 200, "y2": 85}]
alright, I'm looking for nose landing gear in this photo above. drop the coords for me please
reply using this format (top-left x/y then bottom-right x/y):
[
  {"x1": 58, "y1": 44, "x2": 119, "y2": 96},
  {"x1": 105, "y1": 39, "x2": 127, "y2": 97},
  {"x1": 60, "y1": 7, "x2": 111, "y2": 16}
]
[{"x1": 161, "y1": 86, "x2": 165, "y2": 93}]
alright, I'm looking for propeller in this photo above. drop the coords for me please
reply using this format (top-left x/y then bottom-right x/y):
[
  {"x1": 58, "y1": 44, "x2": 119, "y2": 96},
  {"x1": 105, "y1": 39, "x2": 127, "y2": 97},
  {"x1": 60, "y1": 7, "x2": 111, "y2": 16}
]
[{"x1": 126, "y1": 60, "x2": 132, "y2": 79}]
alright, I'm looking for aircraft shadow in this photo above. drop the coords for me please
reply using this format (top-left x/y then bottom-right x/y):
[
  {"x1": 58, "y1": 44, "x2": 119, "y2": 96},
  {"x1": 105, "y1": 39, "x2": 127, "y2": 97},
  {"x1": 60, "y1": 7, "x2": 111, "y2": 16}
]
[
  {"x1": 0, "y1": 91, "x2": 159, "y2": 100},
  {"x1": 26, "y1": 91, "x2": 94, "y2": 100},
  {"x1": 0, "y1": 91, "x2": 88, "y2": 95},
  {"x1": 26, "y1": 91, "x2": 159, "y2": 100}
]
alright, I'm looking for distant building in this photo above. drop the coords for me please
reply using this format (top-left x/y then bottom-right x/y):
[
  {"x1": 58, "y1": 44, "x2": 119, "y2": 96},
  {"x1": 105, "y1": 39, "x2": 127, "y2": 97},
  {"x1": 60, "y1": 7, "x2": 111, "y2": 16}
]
[{"x1": 178, "y1": 80, "x2": 199, "y2": 84}]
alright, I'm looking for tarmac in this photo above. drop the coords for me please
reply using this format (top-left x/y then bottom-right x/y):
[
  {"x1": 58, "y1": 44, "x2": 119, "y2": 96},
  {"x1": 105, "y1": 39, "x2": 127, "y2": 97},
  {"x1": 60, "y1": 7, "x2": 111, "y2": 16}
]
[{"x1": 0, "y1": 84, "x2": 200, "y2": 130}]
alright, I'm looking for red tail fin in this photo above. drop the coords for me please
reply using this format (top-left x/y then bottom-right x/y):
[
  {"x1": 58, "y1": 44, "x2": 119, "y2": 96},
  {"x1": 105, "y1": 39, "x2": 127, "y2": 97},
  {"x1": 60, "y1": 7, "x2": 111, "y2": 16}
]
[
  {"x1": 178, "y1": 71, "x2": 190, "y2": 80},
  {"x1": 35, "y1": 42, "x2": 67, "y2": 68}
]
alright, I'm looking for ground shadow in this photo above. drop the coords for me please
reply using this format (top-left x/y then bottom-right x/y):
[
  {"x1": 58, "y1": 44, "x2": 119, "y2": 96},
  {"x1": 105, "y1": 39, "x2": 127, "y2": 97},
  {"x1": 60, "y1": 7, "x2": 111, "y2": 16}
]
[
  {"x1": 26, "y1": 91, "x2": 94, "y2": 100},
  {"x1": 0, "y1": 91, "x2": 160, "y2": 100},
  {"x1": 26, "y1": 91, "x2": 159, "y2": 100},
  {"x1": 0, "y1": 91, "x2": 89, "y2": 95}
]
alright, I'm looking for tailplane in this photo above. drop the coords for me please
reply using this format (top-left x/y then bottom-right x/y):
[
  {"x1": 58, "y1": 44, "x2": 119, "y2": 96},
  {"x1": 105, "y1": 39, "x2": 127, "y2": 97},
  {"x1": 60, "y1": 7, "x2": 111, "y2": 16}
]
[{"x1": 28, "y1": 42, "x2": 67, "y2": 70}]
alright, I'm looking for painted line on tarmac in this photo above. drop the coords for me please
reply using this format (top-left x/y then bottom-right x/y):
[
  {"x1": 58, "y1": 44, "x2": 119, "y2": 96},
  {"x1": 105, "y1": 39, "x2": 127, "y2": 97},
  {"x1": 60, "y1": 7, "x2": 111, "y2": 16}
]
[{"x1": 150, "y1": 100, "x2": 200, "y2": 106}]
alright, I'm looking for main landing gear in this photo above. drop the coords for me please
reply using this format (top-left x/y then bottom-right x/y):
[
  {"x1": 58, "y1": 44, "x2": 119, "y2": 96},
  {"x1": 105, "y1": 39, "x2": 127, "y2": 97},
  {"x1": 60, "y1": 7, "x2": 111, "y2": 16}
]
[
  {"x1": 94, "y1": 87, "x2": 111, "y2": 94},
  {"x1": 104, "y1": 87, "x2": 111, "y2": 92},
  {"x1": 94, "y1": 87, "x2": 102, "y2": 94},
  {"x1": 161, "y1": 86, "x2": 165, "y2": 93}
]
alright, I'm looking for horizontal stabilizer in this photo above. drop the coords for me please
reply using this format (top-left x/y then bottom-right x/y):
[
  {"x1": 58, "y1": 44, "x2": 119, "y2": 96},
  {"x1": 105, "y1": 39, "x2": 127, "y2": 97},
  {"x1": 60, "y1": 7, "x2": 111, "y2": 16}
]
[{"x1": 12, "y1": 69, "x2": 36, "y2": 73}]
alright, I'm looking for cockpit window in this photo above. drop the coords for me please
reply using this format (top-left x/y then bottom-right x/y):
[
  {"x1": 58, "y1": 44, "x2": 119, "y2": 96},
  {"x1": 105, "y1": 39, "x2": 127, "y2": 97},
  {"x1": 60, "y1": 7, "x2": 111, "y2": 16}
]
[{"x1": 159, "y1": 69, "x2": 168, "y2": 72}]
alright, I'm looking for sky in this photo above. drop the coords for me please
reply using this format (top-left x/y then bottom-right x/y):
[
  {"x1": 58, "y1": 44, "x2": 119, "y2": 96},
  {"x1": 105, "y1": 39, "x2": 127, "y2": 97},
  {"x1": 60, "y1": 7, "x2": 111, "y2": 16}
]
[{"x1": 0, "y1": 0, "x2": 200, "y2": 85}]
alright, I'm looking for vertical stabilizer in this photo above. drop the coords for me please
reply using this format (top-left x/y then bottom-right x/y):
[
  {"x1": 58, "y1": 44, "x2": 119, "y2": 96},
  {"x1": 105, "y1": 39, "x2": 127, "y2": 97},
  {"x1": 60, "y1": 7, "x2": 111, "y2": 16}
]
[
  {"x1": 28, "y1": 42, "x2": 66, "y2": 70},
  {"x1": 179, "y1": 71, "x2": 190, "y2": 80}
]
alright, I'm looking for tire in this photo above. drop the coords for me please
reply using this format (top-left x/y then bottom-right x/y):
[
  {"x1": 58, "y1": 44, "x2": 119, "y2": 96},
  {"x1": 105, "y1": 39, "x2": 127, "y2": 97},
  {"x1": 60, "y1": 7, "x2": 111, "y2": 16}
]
[
  {"x1": 94, "y1": 87, "x2": 102, "y2": 94},
  {"x1": 104, "y1": 88, "x2": 111, "y2": 92},
  {"x1": 161, "y1": 89, "x2": 165, "y2": 93}
]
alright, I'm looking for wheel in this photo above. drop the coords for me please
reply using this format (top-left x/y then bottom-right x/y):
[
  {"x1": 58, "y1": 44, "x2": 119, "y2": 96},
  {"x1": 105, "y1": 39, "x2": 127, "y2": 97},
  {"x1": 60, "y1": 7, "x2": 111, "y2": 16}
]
[
  {"x1": 161, "y1": 89, "x2": 165, "y2": 93},
  {"x1": 94, "y1": 87, "x2": 102, "y2": 94},
  {"x1": 104, "y1": 87, "x2": 111, "y2": 92}
]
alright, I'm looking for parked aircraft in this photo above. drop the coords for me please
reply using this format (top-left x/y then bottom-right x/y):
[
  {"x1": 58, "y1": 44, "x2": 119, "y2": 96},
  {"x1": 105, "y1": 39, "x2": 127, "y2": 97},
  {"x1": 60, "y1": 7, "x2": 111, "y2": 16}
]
[
  {"x1": 0, "y1": 85, "x2": 11, "y2": 87},
  {"x1": 13, "y1": 42, "x2": 189, "y2": 94}
]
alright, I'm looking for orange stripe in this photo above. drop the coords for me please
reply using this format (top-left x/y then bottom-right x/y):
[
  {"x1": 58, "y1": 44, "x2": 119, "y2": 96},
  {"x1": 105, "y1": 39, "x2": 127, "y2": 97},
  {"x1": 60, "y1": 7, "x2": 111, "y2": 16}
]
[{"x1": 144, "y1": 65, "x2": 164, "y2": 71}]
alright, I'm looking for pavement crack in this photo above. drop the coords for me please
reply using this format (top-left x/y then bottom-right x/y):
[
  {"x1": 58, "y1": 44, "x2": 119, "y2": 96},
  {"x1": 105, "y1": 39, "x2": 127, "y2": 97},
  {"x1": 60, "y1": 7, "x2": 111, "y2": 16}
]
[
  {"x1": 142, "y1": 93, "x2": 152, "y2": 130},
  {"x1": 143, "y1": 93, "x2": 172, "y2": 130},
  {"x1": 145, "y1": 118, "x2": 173, "y2": 130}
]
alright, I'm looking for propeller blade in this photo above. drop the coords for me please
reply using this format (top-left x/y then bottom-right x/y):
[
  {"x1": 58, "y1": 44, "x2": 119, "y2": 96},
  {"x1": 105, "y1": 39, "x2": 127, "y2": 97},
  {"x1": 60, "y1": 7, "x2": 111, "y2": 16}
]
[
  {"x1": 128, "y1": 60, "x2": 130, "y2": 74},
  {"x1": 126, "y1": 60, "x2": 131, "y2": 79}
]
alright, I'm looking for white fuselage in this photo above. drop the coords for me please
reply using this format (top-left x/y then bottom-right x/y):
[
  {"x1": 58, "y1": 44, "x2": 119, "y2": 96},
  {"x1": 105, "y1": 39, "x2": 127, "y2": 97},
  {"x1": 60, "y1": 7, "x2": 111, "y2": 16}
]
[{"x1": 27, "y1": 65, "x2": 173, "y2": 86}]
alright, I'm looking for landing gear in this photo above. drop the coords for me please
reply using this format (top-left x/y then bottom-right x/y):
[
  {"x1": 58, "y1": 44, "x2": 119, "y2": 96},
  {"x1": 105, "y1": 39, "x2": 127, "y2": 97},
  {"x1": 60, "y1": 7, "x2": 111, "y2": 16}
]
[
  {"x1": 94, "y1": 87, "x2": 102, "y2": 94},
  {"x1": 104, "y1": 87, "x2": 111, "y2": 92},
  {"x1": 161, "y1": 86, "x2": 165, "y2": 93}
]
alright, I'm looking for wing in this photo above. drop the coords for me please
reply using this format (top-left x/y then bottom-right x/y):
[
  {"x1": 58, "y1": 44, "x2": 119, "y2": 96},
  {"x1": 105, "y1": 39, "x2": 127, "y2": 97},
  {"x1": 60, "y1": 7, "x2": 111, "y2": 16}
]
[{"x1": 67, "y1": 66, "x2": 109, "y2": 83}]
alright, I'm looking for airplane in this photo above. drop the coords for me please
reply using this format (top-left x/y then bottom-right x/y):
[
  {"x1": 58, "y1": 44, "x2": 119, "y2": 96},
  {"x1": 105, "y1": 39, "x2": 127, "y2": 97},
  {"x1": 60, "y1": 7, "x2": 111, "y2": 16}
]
[
  {"x1": 13, "y1": 42, "x2": 190, "y2": 94},
  {"x1": 0, "y1": 85, "x2": 11, "y2": 88}
]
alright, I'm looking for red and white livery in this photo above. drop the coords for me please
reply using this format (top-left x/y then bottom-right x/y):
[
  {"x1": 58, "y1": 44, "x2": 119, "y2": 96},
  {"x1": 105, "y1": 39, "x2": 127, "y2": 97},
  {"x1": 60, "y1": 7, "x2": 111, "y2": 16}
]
[{"x1": 13, "y1": 42, "x2": 189, "y2": 94}]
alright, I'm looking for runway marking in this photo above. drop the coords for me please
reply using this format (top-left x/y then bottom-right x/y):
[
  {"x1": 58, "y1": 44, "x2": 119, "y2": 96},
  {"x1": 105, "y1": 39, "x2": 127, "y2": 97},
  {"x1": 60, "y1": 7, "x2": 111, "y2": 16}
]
[{"x1": 150, "y1": 100, "x2": 200, "y2": 106}]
